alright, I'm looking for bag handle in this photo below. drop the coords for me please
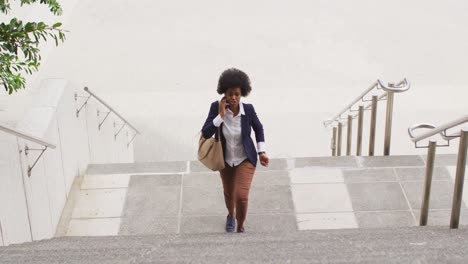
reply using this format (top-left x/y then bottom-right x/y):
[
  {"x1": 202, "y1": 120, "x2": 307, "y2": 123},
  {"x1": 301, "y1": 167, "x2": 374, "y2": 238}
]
[{"x1": 215, "y1": 102, "x2": 222, "y2": 142}]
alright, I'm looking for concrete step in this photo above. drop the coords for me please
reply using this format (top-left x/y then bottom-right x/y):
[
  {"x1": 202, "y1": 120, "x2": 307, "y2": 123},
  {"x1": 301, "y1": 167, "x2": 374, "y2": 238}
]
[
  {"x1": 2, "y1": 227, "x2": 468, "y2": 263},
  {"x1": 86, "y1": 154, "x2": 459, "y2": 175},
  {"x1": 61, "y1": 154, "x2": 468, "y2": 237}
]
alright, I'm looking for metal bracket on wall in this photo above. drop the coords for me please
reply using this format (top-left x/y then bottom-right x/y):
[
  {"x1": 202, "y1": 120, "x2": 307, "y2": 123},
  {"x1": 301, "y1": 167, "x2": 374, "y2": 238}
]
[
  {"x1": 114, "y1": 123, "x2": 126, "y2": 140},
  {"x1": 414, "y1": 140, "x2": 450, "y2": 149},
  {"x1": 0, "y1": 220, "x2": 4, "y2": 246},
  {"x1": 362, "y1": 94, "x2": 388, "y2": 102},
  {"x1": 127, "y1": 132, "x2": 137, "y2": 148},
  {"x1": 25, "y1": 145, "x2": 48, "y2": 177},
  {"x1": 97, "y1": 110, "x2": 111, "y2": 130},
  {"x1": 75, "y1": 93, "x2": 92, "y2": 118}
]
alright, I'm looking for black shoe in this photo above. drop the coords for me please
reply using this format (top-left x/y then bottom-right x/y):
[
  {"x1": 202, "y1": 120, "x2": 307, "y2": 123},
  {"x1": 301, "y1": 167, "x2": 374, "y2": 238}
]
[
  {"x1": 237, "y1": 227, "x2": 245, "y2": 233},
  {"x1": 226, "y1": 216, "x2": 235, "y2": 232}
]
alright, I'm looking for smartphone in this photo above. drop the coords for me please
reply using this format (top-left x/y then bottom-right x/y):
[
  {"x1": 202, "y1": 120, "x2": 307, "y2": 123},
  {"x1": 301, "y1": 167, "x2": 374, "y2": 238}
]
[{"x1": 222, "y1": 96, "x2": 230, "y2": 108}]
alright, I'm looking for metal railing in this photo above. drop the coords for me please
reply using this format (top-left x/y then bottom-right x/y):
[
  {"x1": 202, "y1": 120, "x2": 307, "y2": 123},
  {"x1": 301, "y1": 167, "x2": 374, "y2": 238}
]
[
  {"x1": 0, "y1": 124, "x2": 56, "y2": 177},
  {"x1": 324, "y1": 78, "x2": 410, "y2": 157},
  {"x1": 408, "y1": 115, "x2": 468, "y2": 229},
  {"x1": 75, "y1": 87, "x2": 140, "y2": 147}
]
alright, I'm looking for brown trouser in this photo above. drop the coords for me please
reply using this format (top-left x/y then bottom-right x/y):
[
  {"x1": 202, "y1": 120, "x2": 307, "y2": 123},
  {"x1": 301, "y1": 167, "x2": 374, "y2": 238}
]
[{"x1": 219, "y1": 160, "x2": 256, "y2": 229}]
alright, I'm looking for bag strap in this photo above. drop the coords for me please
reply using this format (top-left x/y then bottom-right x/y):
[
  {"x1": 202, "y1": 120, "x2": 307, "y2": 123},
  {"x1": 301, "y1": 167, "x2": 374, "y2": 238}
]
[
  {"x1": 215, "y1": 101, "x2": 222, "y2": 142},
  {"x1": 215, "y1": 126, "x2": 221, "y2": 142}
]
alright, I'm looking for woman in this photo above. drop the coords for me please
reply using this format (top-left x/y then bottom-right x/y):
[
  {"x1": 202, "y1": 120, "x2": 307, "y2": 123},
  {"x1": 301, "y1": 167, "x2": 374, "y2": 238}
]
[{"x1": 201, "y1": 68, "x2": 269, "y2": 233}]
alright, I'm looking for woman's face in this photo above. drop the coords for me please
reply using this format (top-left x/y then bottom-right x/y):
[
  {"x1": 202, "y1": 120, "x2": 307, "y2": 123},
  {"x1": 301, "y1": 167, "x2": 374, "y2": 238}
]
[{"x1": 225, "y1": 87, "x2": 241, "y2": 108}]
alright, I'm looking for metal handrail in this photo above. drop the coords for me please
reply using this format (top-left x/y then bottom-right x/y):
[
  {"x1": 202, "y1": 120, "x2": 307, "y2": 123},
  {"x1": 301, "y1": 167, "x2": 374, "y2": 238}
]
[
  {"x1": 325, "y1": 78, "x2": 410, "y2": 157},
  {"x1": 410, "y1": 115, "x2": 468, "y2": 143},
  {"x1": 378, "y1": 78, "x2": 410, "y2": 93},
  {"x1": 333, "y1": 93, "x2": 388, "y2": 127},
  {"x1": 408, "y1": 123, "x2": 436, "y2": 139},
  {"x1": 0, "y1": 124, "x2": 56, "y2": 177},
  {"x1": 324, "y1": 81, "x2": 378, "y2": 127},
  {"x1": 324, "y1": 78, "x2": 410, "y2": 127},
  {"x1": 0, "y1": 124, "x2": 56, "y2": 149},
  {"x1": 83, "y1": 87, "x2": 140, "y2": 134},
  {"x1": 408, "y1": 116, "x2": 468, "y2": 229}
]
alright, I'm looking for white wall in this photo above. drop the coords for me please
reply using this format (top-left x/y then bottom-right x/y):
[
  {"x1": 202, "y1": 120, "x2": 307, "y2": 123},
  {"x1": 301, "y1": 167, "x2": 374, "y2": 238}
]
[
  {"x1": 0, "y1": 79, "x2": 135, "y2": 246},
  {"x1": 25, "y1": 0, "x2": 466, "y2": 161},
  {"x1": 2, "y1": 1, "x2": 467, "y2": 161},
  {"x1": 0, "y1": 134, "x2": 32, "y2": 245}
]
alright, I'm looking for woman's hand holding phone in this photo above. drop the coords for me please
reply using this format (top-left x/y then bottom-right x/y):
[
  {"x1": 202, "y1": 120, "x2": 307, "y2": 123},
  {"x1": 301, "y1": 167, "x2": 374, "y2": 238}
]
[{"x1": 219, "y1": 96, "x2": 228, "y2": 119}]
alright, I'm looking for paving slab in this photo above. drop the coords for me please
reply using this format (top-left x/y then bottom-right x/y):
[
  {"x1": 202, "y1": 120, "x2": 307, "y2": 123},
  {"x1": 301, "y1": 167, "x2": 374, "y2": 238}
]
[
  {"x1": 72, "y1": 189, "x2": 127, "y2": 218},
  {"x1": 87, "y1": 161, "x2": 187, "y2": 175},
  {"x1": 189, "y1": 160, "x2": 217, "y2": 173},
  {"x1": 122, "y1": 186, "x2": 180, "y2": 217},
  {"x1": 190, "y1": 159, "x2": 289, "y2": 172},
  {"x1": 358, "y1": 155, "x2": 425, "y2": 168},
  {"x1": 246, "y1": 214, "x2": 297, "y2": 232},
  {"x1": 249, "y1": 185, "x2": 295, "y2": 214},
  {"x1": 252, "y1": 170, "x2": 290, "y2": 185},
  {"x1": 81, "y1": 174, "x2": 130, "y2": 189},
  {"x1": 182, "y1": 186, "x2": 225, "y2": 215},
  {"x1": 346, "y1": 182, "x2": 409, "y2": 211},
  {"x1": 413, "y1": 209, "x2": 468, "y2": 226},
  {"x1": 67, "y1": 218, "x2": 121, "y2": 236},
  {"x1": 128, "y1": 174, "x2": 182, "y2": 189},
  {"x1": 342, "y1": 168, "x2": 397, "y2": 183},
  {"x1": 180, "y1": 214, "x2": 296, "y2": 234},
  {"x1": 295, "y1": 156, "x2": 358, "y2": 168},
  {"x1": 291, "y1": 184, "x2": 353, "y2": 213},
  {"x1": 119, "y1": 216, "x2": 177, "y2": 235},
  {"x1": 354, "y1": 211, "x2": 416, "y2": 228},
  {"x1": 180, "y1": 216, "x2": 226, "y2": 234},
  {"x1": 183, "y1": 171, "x2": 290, "y2": 187},
  {"x1": 289, "y1": 168, "x2": 343, "y2": 184},
  {"x1": 183, "y1": 172, "x2": 220, "y2": 187},
  {"x1": 296, "y1": 212, "x2": 358, "y2": 230},
  {"x1": 255, "y1": 158, "x2": 289, "y2": 171},
  {"x1": 446, "y1": 166, "x2": 468, "y2": 181},
  {"x1": 423, "y1": 154, "x2": 459, "y2": 166},
  {"x1": 395, "y1": 167, "x2": 452, "y2": 181},
  {"x1": 401, "y1": 181, "x2": 466, "y2": 210}
]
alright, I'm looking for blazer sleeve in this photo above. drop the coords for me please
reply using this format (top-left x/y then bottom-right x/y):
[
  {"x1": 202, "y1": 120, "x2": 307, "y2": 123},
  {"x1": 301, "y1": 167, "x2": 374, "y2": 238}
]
[
  {"x1": 201, "y1": 102, "x2": 219, "y2": 139},
  {"x1": 250, "y1": 104, "x2": 265, "y2": 143}
]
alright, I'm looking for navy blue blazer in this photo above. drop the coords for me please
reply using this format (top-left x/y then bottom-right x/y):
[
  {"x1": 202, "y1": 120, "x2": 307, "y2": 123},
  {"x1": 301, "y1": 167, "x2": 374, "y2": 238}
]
[{"x1": 201, "y1": 101, "x2": 265, "y2": 167}]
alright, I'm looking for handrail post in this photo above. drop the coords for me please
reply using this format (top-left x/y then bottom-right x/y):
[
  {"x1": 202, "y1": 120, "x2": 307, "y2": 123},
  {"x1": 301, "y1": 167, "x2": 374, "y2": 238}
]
[
  {"x1": 346, "y1": 115, "x2": 352, "y2": 156},
  {"x1": 369, "y1": 95, "x2": 378, "y2": 156},
  {"x1": 83, "y1": 87, "x2": 140, "y2": 135},
  {"x1": 420, "y1": 140, "x2": 437, "y2": 226},
  {"x1": 331, "y1": 127, "x2": 337, "y2": 156},
  {"x1": 337, "y1": 123, "x2": 343, "y2": 156},
  {"x1": 356, "y1": 106, "x2": 364, "y2": 156},
  {"x1": 384, "y1": 91, "x2": 395, "y2": 155},
  {"x1": 450, "y1": 129, "x2": 468, "y2": 229}
]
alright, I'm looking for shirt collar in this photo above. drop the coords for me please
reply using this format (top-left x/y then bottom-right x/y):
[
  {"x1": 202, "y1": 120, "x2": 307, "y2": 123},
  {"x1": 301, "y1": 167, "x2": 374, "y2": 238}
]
[{"x1": 227, "y1": 102, "x2": 245, "y2": 116}]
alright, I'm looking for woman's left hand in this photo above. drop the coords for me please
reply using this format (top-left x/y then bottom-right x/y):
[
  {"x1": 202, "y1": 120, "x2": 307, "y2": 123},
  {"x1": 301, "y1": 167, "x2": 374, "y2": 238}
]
[{"x1": 259, "y1": 153, "x2": 269, "y2": 167}]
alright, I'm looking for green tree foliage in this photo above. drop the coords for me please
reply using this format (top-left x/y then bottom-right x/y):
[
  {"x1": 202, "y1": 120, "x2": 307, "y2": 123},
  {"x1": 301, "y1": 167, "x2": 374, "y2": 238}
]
[{"x1": 0, "y1": 0, "x2": 66, "y2": 94}]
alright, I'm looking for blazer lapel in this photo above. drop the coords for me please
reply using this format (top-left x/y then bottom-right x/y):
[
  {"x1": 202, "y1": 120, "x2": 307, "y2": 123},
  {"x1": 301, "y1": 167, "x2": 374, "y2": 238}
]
[
  {"x1": 240, "y1": 103, "x2": 247, "y2": 138},
  {"x1": 241, "y1": 114, "x2": 247, "y2": 138}
]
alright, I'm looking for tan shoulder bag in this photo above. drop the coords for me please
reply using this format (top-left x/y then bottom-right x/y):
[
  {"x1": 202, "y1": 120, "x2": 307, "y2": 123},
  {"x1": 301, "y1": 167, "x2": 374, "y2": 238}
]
[{"x1": 198, "y1": 125, "x2": 225, "y2": 171}]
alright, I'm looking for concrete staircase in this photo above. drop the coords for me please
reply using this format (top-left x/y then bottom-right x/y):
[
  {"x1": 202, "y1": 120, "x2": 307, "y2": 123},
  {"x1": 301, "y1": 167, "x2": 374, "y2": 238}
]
[
  {"x1": 2, "y1": 227, "x2": 468, "y2": 263},
  {"x1": 2, "y1": 154, "x2": 468, "y2": 263}
]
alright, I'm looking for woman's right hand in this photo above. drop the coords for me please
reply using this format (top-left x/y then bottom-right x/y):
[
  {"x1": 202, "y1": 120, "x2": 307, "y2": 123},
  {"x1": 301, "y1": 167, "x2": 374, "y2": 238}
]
[{"x1": 219, "y1": 96, "x2": 227, "y2": 119}]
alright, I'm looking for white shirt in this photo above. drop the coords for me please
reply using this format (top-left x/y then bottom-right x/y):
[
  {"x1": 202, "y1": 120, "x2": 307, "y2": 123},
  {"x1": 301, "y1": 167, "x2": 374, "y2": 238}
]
[{"x1": 212, "y1": 103, "x2": 266, "y2": 167}]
